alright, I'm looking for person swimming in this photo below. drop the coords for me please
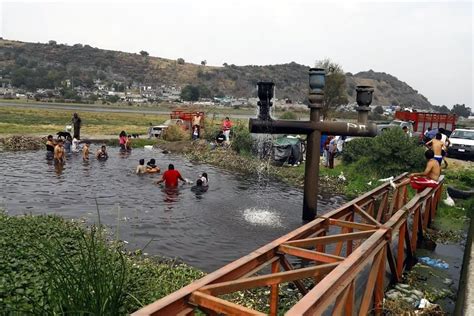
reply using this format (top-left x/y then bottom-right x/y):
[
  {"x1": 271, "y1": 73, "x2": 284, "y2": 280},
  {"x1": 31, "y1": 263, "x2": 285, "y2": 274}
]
[
  {"x1": 191, "y1": 179, "x2": 208, "y2": 194},
  {"x1": 146, "y1": 159, "x2": 160, "y2": 173},
  {"x1": 200, "y1": 172, "x2": 209, "y2": 186},
  {"x1": 136, "y1": 159, "x2": 147, "y2": 174},
  {"x1": 95, "y1": 145, "x2": 109, "y2": 160}
]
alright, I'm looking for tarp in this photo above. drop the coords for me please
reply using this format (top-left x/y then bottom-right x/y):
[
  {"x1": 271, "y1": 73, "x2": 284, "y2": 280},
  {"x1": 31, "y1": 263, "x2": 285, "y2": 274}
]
[{"x1": 272, "y1": 136, "x2": 303, "y2": 166}]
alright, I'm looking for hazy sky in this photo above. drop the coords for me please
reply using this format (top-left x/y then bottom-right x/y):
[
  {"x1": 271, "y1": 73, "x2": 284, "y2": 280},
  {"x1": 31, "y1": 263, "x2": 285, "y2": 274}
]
[{"x1": 1, "y1": 0, "x2": 472, "y2": 108}]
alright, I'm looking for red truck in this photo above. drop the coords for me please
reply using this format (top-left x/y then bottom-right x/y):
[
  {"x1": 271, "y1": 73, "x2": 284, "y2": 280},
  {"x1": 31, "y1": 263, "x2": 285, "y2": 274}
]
[{"x1": 394, "y1": 111, "x2": 457, "y2": 134}]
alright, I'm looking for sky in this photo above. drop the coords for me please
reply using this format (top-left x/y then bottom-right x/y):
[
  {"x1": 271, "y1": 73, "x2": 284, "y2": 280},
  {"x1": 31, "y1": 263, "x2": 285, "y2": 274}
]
[{"x1": 0, "y1": 0, "x2": 472, "y2": 108}]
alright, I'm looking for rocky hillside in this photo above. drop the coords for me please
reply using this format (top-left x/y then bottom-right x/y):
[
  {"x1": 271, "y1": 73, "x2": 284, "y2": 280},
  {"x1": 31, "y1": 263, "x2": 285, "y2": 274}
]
[{"x1": 0, "y1": 39, "x2": 432, "y2": 107}]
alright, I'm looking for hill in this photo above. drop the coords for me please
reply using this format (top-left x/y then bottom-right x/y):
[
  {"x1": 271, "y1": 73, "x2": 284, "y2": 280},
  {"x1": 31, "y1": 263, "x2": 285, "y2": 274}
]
[{"x1": 0, "y1": 39, "x2": 432, "y2": 107}]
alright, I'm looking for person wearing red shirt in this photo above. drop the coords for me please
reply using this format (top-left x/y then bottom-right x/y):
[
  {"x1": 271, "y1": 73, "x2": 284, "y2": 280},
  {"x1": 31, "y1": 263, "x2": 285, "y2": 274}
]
[
  {"x1": 156, "y1": 164, "x2": 186, "y2": 187},
  {"x1": 222, "y1": 117, "x2": 232, "y2": 142}
]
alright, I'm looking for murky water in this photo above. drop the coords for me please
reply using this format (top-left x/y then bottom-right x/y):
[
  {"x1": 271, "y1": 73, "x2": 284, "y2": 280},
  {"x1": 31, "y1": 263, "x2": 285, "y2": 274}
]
[{"x1": 0, "y1": 147, "x2": 345, "y2": 272}]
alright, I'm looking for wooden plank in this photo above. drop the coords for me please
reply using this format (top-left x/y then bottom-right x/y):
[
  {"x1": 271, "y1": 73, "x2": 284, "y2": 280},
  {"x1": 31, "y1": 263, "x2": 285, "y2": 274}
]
[
  {"x1": 176, "y1": 308, "x2": 195, "y2": 316},
  {"x1": 374, "y1": 246, "x2": 386, "y2": 315},
  {"x1": 279, "y1": 256, "x2": 309, "y2": 295},
  {"x1": 345, "y1": 281, "x2": 355, "y2": 316},
  {"x1": 279, "y1": 245, "x2": 345, "y2": 263},
  {"x1": 287, "y1": 230, "x2": 388, "y2": 316},
  {"x1": 269, "y1": 260, "x2": 280, "y2": 316},
  {"x1": 240, "y1": 257, "x2": 280, "y2": 279},
  {"x1": 358, "y1": 249, "x2": 384, "y2": 316},
  {"x1": 284, "y1": 230, "x2": 376, "y2": 248},
  {"x1": 199, "y1": 263, "x2": 338, "y2": 296},
  {"x1": 189, "y1": 291, "x2": 265, "y2": 316},
  {"x1": 331, "y1": 284, "x2": 351, "y2": 316},
  {"x1": 334, "y1": 227, "x2": 347, "y2": 257},
  {"x1": 353, "y1": 204, "x2": 381, "y2": 226},
  {"x1": 386, "y1": 243, "x2": 400, "y2": 283},
  {"x1": 329, "y1": 219, "x2": 378, "y2": 231},
  {"x1": 397, "y1": 222, "x2": 406, "y2": 279}
]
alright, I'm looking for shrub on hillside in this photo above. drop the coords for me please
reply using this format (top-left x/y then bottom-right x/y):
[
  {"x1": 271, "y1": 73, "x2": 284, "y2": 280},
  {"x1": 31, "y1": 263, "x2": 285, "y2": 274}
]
[
  {"x1": 342, "y1": 128, "x2": 425, "y2": 177},
  {"x1": 162, "y1": 125, "x2": 189, "y2": 142}
]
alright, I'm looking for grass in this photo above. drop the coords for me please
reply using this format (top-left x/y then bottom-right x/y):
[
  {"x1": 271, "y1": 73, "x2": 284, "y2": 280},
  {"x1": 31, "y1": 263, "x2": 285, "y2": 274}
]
[
  {"x1": 0, "y1": 213, "x2": 205, "y2": 314},
  {"x1": 0, "y1": 106, "x2": 168, "y2": 136}
]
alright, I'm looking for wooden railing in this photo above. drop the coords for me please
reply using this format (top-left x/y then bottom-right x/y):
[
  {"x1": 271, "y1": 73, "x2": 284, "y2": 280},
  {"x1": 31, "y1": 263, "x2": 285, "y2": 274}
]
[{"x1": 133, "y1": 173, "x2": 444, "y2": 315}]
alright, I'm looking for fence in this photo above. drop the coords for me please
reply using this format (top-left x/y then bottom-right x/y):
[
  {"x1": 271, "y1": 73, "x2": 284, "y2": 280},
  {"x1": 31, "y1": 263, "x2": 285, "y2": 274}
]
[{"x1": 133, "y1": 172, "x2": 444, "y2": 315}]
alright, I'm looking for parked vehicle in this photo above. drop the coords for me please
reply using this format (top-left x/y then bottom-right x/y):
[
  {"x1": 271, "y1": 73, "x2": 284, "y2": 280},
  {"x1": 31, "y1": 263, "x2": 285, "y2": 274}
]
[
  {"x1": 447, "y1": 128, "x2": 474, "y2": 160},
  {"x1": 148, "y1": 119, "x2": 186, "y2": 138},
  {"x1": 394, "y1": 111, "x2": 457, "y2": 134},
  {"x1": 377, "y1": 120, "x2": 414, "y2": 135}
]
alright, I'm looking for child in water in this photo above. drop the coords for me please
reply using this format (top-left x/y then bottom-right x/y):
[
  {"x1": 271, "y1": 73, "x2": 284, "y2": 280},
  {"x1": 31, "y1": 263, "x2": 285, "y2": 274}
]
[
  {"x1": 200, "y1": 172, "x2": 209, "y2": 186},
  {"x1": 136, "y1": 159, "x2": 147, "y2": 174},
  {"x1": 146, "y1": 159, "x2": 160, "y2": 173}
]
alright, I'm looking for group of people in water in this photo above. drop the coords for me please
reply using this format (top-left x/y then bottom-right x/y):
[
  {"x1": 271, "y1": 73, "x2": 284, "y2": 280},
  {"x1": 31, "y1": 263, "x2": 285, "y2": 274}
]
[
  {"x1": 46, "y1": 134, "x2": 108, "y2": 163},
  {"x1": 136, "y1": 160, "x2": 209, "y2": 192}
]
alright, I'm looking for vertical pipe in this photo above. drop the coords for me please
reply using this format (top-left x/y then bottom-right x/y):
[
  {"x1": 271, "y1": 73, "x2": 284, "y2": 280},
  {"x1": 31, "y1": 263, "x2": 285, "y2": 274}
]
[{"x1": 302, "y1": 107, "x2": 321, "y2": 221}]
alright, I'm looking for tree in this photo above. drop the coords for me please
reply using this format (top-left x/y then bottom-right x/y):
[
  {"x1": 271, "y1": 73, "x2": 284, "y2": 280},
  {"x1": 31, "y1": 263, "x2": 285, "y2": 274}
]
[
  {"x1": 201, "y1": 60, "x2": 207, "y2": 66},
  {"x1": 48, "y1": 40, "x2": 57, "y2": 45},
  {"x1": 451, "y1": 104, "x2": 471, "y2": 118},
  {"x1": 181, "y1": 85, "x2": 200, "y2": 101},
  {"x1": 374, "y1": 105, "x2": 384, "y2": 115},
  {"x1": 223, "y1": 63, "x2": 228, "y2": 67},
  {"x1": 177, "y1": 58, "x2": 185, "y2": 65},
  {"x1": 139, "y1": 50, "x2": 149, "y2": 57},
  {"x1": 314, "y1": 59, "x2": 348, "y2": 119}
]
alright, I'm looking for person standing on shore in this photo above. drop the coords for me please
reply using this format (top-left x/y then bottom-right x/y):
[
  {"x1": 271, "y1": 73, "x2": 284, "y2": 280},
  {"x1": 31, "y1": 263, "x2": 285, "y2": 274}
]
[
  {"x1": 192, "y1": 112, "x2": 202, "y2": 139},
  {"x1": 72, "y1": 113, "x2": 82, "y2": 140},
  {"x1": 222, "y1": 117, "x2": 232, "y2": 143}
]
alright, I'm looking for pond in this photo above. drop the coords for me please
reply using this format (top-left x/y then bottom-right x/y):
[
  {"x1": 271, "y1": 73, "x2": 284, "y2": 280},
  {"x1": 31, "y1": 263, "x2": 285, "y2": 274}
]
[{"x1": 0, "y1": 146, "x2": 346, "y2": 272}]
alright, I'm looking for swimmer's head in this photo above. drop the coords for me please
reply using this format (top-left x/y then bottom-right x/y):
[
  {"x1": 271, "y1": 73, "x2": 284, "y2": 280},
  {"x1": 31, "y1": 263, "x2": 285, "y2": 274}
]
[
  {"x1": 168, "y1": 164, "x2": 174, "y2": 170},
  {"x1": 436, "y1": 133, "x2": 442, "y2": 140},
  {"x1": 149, "y1": 159, "x2": 156, "y2": 165},
  {"x1": 202, "y1": 172, "x2": 208, "y2": 180},
  {"x1": 139, "y1": 159, "x2": 145, "y2": 165},
  {"x1": 196, "y1": 179, "x2": 203, "y2": 186},
  {"x1": 425, "y1": 149, "x2": 434, "y2": 160},
  {"x1": 101, "y1": 145, "x2": 106, "y2": 151},
  {"x1": 47, "y1": 135, "x2": 53, "y2": 140}
]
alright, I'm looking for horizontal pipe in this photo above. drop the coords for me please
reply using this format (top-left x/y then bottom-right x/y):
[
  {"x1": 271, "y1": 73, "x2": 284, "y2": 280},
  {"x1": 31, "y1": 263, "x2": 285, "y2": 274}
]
[{"x1": 249, "y1": 118, "x2": 377, "y2": 137}]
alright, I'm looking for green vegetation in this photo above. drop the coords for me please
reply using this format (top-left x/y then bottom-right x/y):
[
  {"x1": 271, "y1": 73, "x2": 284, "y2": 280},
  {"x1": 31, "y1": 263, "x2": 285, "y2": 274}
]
[
  {"x1": 342, "y1": 128, "x2": 425, "y2": 178},
  {"x1": 0, "y1": 213, "x2": 204, "y2": 314},
  {"x1": 278, "y1": 111, "x2": 298, "y2": 120},
  {"x1": 0, "y1": 106, "x2": 168, "y2": 135},
  {"x1": 315, "y1": 59, "x2": 348, "y2": 118}
]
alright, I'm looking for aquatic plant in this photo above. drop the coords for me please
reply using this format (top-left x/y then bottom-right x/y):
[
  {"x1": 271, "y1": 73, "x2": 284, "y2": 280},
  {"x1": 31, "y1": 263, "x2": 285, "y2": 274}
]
[
  {"x1": 162, "y1": 125, "x2": 189, "y2": 142},
  {"x1": 0, "y1": 213, "x2": 205, "y2": 314},
  {"x1": 0, "y1": 135, "x2": 44, "y2": 150}
]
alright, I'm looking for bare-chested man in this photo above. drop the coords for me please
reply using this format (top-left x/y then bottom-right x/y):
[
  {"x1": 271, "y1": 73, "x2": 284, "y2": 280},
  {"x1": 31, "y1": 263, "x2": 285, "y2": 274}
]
[
  {"x1": 425, "y1": 133, "x2": 445, "y2": 166},
  {"x1": 410, "y1": 149, "x2": 441, "y2": 181},
  {"x1": 54, "y1": 140, "x2": 65, "y2": 163},
  {"x1": 82, "y1": 143, "x2": 90, "y2": 161}
]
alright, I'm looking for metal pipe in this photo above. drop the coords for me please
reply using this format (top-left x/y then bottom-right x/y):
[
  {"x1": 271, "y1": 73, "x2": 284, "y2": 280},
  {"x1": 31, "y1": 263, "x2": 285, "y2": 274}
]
[
  {"x1": 303, "y1": 107, "x2": 321, "y2": 221},
  {"x1": 249, "y1": 119, "x2": 378, "y2": 137}
]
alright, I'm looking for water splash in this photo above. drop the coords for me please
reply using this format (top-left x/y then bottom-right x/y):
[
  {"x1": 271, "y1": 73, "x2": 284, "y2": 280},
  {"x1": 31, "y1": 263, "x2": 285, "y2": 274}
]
[{"x1": 242, "y1": 207, "x2": 282, "y2": 227}]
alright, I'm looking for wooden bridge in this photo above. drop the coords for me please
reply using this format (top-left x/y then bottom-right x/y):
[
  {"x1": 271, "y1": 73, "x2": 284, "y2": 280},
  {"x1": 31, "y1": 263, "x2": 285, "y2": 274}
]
[{"x1": 133, "y1": 173, "x2": 444, "y2": 315}]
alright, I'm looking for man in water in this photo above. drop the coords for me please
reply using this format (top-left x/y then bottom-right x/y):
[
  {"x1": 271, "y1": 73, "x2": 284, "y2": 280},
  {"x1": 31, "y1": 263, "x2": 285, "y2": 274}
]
[
  {"x1": 425, "y1": 133, "x2": 446, "y2": 167},
  {"x1": 53, "y1": 139, "x2": 65, "y2": 163},
  {"x1": 157, "y1": 164, "x2": 186, "y2": 187},
  {"x1": 82, "y1": 143, "x2": 90, "y2": 161},
  {"x1": 72, "y1": 113, "x2": 82, "y2": 140},
  {"x1": 95, "y1": 145, "x2": 108, "y2": 160}
]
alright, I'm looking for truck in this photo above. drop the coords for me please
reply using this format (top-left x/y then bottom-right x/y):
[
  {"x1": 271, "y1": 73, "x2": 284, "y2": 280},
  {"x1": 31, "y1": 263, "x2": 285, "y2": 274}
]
[{"x1": 377, "y1": 111, "x2": 457, "y2": 139}]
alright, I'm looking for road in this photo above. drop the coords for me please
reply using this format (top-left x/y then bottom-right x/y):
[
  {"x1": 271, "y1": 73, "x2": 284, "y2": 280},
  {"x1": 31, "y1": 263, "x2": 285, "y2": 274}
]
[{"x1": 0, "y1": 101, "x2": 257, "y2": 119}]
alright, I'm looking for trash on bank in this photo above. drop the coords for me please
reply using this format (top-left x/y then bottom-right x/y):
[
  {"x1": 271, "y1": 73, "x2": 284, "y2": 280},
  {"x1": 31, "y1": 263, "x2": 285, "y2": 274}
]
[{"x1": 418, "y1": 257, "x2": 449, "y2": 269}]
